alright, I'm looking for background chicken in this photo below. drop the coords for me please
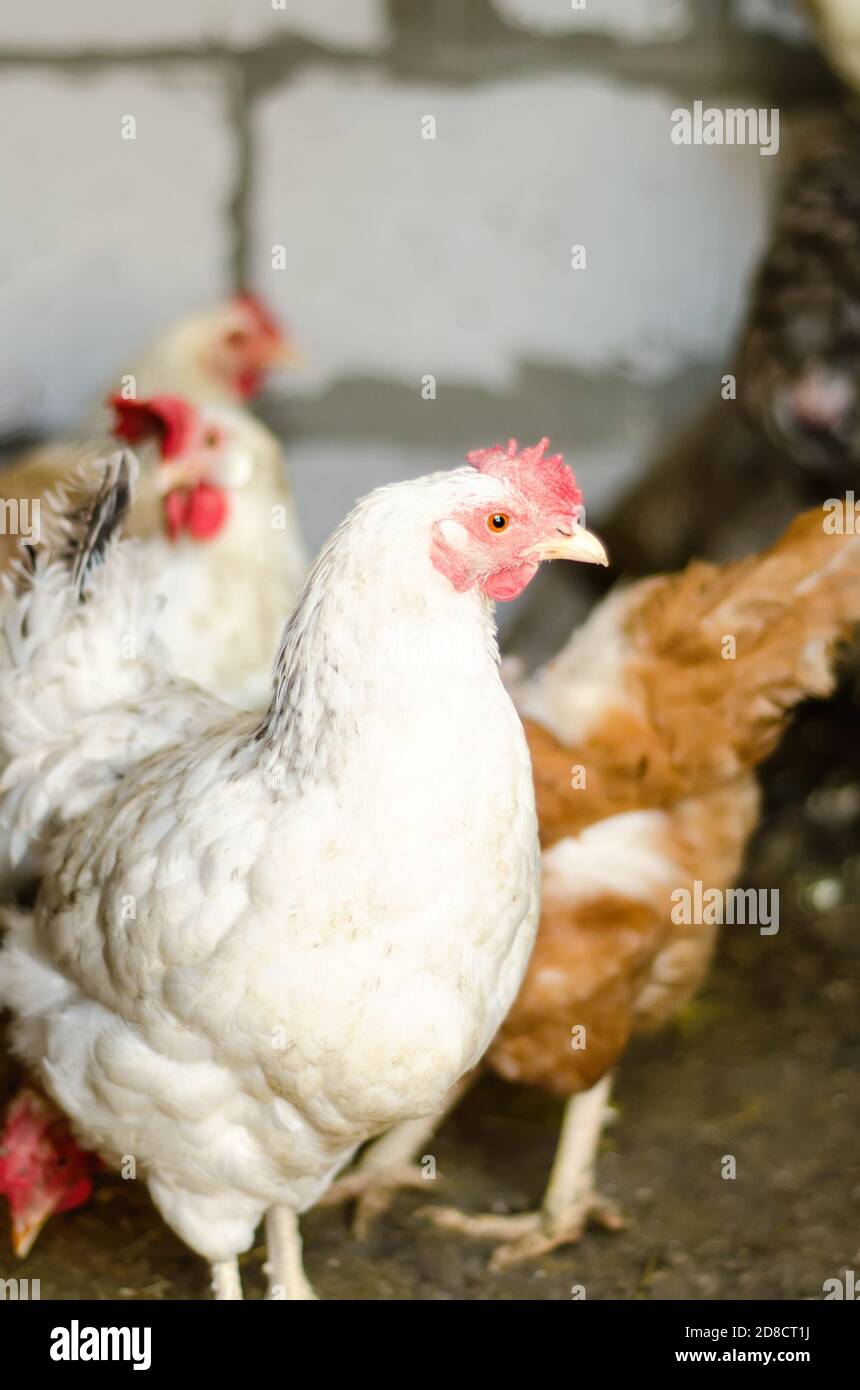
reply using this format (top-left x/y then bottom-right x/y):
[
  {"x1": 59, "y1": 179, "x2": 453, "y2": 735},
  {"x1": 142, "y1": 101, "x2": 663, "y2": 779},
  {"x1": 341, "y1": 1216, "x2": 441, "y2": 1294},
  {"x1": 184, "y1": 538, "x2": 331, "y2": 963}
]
[
  {"x1": 0, "y1": 400, "x2": 306, "y2": 900},
  {"x1": 329, "y1": 505, "x2": 860, "y2": 1270},
  {"x1": 2, "y1": 292, "x2": 296, "y2": 488},
  {"x1": 0, "y1": 297, "x2": 306, "y2": 700},
  {"x1": 0, "y1": 439, "x2": 606, "y2": 1297},
  {"x1": 739, "y1": 108, "x2": 860, "y2": 491},
  {"x1": 98, "y1": 292, "x2": 297, "y2": 414},
  {"x1": 582, "y1": 98, "x2": 860, "y2": 593},
  {"x1": 0, "y1": 1088, "x2": 100, "y2": 1259},
  {"x1": 0, "y1": 385, "x2": 306, "y2": 710},
  {"x1": 109, "y1": 394, "x2": 306, "y2": 709}
]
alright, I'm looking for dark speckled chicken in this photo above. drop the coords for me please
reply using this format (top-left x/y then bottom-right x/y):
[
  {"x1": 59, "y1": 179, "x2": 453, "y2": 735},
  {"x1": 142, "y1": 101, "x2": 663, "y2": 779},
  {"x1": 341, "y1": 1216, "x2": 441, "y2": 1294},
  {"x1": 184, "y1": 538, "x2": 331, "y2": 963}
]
[{"x1": 740, "y1": 110, "x2": 860, "y2": 488}]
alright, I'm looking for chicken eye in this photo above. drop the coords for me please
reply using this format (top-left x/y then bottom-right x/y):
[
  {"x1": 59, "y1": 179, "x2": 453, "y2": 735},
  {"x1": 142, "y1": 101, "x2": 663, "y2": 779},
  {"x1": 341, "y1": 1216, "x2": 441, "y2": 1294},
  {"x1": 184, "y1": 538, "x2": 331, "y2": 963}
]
[
  {"x1": 225, "y1": 330, "x2": 250, "y2": 349},
  {"x1": 487, "y1": 513, "x2": 510, "y2": 533},
  {"x1": 204, "y1": 429, "x2": 221, "y2": 448}
]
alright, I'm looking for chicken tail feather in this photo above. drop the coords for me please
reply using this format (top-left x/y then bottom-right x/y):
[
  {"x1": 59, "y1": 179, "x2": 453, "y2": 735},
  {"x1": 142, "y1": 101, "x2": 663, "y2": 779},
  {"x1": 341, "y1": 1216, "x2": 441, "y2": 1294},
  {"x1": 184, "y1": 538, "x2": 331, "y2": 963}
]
[
  {"x1": 64, "y1": 449, "x2": 137, "y2": 599},
  {"x1": 624, "y1": 506, "x2": 860, "y2": 795},
  {"x1": 0, "y1": 452, "x2": 169, "y2": 895}
]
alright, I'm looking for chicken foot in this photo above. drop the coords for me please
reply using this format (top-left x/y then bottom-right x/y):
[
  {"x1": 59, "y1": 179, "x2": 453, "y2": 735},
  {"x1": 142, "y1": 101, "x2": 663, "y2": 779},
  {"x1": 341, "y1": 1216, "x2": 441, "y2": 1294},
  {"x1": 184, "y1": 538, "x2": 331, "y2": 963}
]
[
  {"x1": 419, "y1": 1072, "x2": 623, "y2": 1271},
  {"x1": 265, "y1": 1207, "x2": 317, "y2": 1300},
  {"x1": 321, "y1": 1075, "x2": 474, "y2": 1237},
  {"x1": 211, "y1": 1258, "x2": 243, "y2": 1300}
]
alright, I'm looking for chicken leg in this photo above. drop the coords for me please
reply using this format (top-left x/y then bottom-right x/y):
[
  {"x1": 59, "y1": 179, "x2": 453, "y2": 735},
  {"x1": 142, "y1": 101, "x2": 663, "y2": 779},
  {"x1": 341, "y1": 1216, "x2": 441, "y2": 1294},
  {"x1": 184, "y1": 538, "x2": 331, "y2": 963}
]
[
  {"x1": 420, "y1": 1072, "x2": 623, "y2": 1270},
  {"x1": 264, "y1": 1207, "x2": 317, "y2": 1300},
  {"x1": 321, "y1": 1075, "x2": 474, "y2": 1237},
  {"x1": 211, "y1": 1259, "x2": 243, "y2": 1300}
]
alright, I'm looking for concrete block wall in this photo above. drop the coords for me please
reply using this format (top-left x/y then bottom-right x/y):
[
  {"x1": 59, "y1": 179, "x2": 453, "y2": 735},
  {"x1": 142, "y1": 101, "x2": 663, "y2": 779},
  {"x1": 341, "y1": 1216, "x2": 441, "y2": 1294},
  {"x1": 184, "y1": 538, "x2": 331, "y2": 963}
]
[{"x1": 0, "y1": 0, "x2": 836, "y2": 630}]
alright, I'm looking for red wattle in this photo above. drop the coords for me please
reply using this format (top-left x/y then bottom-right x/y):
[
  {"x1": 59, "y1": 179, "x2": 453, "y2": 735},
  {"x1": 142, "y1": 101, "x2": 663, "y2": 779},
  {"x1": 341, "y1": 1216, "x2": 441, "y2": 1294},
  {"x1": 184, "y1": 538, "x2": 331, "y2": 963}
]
[
  {"x1": 481, "y1": 562, "x2": 539, "y2": 601},
  {"x1": 186, "y1": 483, "x2": 229, "y2": 540},
  {"x1": 163, "y1": 483, "x2": 228, "y2": 542},
  {"x1": 236, "y1": 367, "x2": 264, "y2": 399},
  {"x1": 56, "y1": 1175, "x2": 95, "y2": 1214}
]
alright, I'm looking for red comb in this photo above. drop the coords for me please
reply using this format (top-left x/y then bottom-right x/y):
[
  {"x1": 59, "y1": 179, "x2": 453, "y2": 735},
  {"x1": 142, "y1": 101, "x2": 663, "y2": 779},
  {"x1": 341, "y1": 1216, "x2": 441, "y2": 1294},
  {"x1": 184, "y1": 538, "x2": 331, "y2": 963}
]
[
  {"x1": 466, "y1": 437, "x2": 582, "y2": 513},
  {"x1": 109, "y1": 395, "x2": 198, "y2": 460},
  {"x1": 233, "y1": 291, "x2": 282, "y2": 341}
]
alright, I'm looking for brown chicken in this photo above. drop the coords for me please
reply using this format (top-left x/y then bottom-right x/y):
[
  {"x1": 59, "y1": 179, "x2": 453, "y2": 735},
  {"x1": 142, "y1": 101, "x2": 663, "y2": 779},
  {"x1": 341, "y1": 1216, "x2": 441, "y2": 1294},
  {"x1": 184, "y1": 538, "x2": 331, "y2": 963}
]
[{"x1": 327, "y1": 506, "x2": 860, "y2": 1268}]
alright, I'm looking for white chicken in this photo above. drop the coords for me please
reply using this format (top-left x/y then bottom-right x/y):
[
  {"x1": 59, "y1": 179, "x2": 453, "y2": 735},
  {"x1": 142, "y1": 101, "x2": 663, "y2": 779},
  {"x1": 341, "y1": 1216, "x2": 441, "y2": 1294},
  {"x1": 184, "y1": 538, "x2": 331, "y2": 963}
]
[
  {"x1": 326, "y1": 505, "x2": 860, "y2": 1267},
  {"x1": 0, "y1": 297, "x2": 305, "y2": 708},
  {"x1": 92, "y1": 291, "x2": 299, "y2": 418},
  {"x1": 110, "y1": 394, "x2": 306, "y2": 709},
  {"x1": 0, "y1": 439, "x2": 607, "y2": 1298}
]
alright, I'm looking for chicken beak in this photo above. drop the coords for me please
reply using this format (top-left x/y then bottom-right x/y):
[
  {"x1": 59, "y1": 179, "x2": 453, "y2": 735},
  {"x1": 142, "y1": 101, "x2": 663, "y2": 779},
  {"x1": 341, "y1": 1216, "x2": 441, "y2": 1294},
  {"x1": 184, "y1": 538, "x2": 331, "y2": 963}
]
[
  {"x1": 526, "y1": 525, "x2": 609, "y2": 567},
  {"x1": 270, "y1": 338, "x2": 303, "y2": 368},
  {"x1": 155, "y1": 460, "x2": 200, "y2": 496},
  {"x1": 11, "y1": 1200, "x2": 53, "y2": 1259}
]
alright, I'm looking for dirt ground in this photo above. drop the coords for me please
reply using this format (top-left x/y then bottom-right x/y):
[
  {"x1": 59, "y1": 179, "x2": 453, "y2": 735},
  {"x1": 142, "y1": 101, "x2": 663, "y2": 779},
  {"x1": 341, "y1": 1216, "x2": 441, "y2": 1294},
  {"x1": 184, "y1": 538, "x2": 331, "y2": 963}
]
[{"x1": 1, "y1": 689, "x2": 859, "y2": 1301}]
